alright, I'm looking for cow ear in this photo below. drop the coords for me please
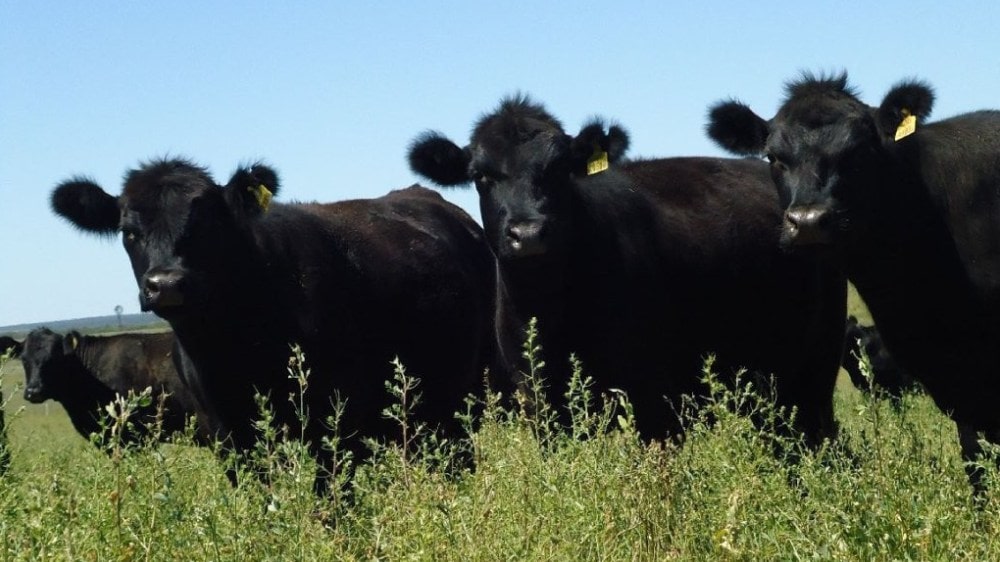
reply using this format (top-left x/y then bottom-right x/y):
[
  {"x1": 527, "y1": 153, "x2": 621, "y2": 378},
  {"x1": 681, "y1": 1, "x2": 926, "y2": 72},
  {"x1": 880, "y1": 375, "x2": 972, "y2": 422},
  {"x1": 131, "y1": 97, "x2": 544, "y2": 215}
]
[
  {"x1": 63, "y1": 331, "x2": 81, "y2": 355},
  {"x1": 571, "y1": 118, "x2": 631, "y2": 176},
  {"x1": 877, "y1": 79, "x2": 935, "y2": 142},
  {"x1": 51, "y1": 178, "x2": 120, "y2": 236},
  {"x1": 0, "y1": 337, "x2": 21, "y2": 358},
  {"x1": 706, "y1": 100, "x2": 770, "y2": 157},
  {"x1": 224, "y1": 162, "x2": 281, "y2": 216},
  {"x1": 408, "y1": 131, "x2": 472, "y2": 187}
]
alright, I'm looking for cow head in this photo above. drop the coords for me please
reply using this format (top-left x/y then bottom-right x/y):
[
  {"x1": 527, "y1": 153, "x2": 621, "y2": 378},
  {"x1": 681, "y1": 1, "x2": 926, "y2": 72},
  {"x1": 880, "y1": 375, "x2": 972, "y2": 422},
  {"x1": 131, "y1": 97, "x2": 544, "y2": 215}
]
[
  {"x1": 20, "y1": 328, "x2": 78, "y2": 403},
  {"x1": 408, "y1": 95, "x2": 629, "y2": 266},
  {"x1": 51, "y1": 158, "x2": 281, "y2": 322},
  {"x1": 706, "y1": 72, "x2": 934, "y2": 253}
]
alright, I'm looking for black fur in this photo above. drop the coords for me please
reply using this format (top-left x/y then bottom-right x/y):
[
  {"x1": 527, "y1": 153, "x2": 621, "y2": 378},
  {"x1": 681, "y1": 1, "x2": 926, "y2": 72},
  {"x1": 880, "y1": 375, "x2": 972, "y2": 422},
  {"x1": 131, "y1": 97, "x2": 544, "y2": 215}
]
[
  {"x1": 706, "y1": 100, "x2": 770, "y2": 157},
  {"x1": 842, "y1": 316, "x2": 918, "y2": 400},
  {"x1": 50, "y1": 178, "x2": 119, "y2": 236},
  {"x1": 876, "y1": 79, "x2": 935, "y2": 139},
  {"x1": 18, "y1": 328, "x2": 213, "y2": 446},
  {"x1": 409, "y1": 96, "x2": 847, "y2": 447},
  {"x1": 408, "y1": 131, "x2": 471, "y2": 186},
  {"x1": 706, "y1": 71, "x2": 1000, "y2": 494},
  {"x1": 51, "y1": 158, "x2": 495, "y2": 495},
  {"x1": 0, "y1": 336, "x2": 20, "y2": 357}
]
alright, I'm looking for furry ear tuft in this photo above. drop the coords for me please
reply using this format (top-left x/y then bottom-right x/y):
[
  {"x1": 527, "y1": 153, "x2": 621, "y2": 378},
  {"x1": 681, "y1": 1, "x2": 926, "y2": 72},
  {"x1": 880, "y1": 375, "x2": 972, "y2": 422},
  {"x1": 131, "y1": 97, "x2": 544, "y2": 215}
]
[
  {"x1": 877, "y1": 79, "x2": 935, "y2": 139},
  {"x1": 706, "y1": 100, "x2": 770, "y2": 156},
  {"x1": 225, "y1": 162, "x2": 281, "y2": 215},
  {"x1": 573, "y1": 118, "x2": 631, "y2": 164},
  {"x1": 570, "y1": 118, "x2": 631, "y2": 175},
  {"x1": 408, "y1": 131, "x2": 472, "y2": 187},
  {"x1": 50, "y1": 179, "x2": 120, "y2": 236},
  {"x1": 63, "y1": 331, "x2": 81, "y2": 354}
]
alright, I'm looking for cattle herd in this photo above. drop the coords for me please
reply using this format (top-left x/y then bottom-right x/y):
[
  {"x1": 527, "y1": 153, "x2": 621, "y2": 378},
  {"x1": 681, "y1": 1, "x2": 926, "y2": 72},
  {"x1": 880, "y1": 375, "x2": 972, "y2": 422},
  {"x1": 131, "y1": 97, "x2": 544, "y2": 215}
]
[{"x1": 2, "y1": 71, "x2": 1000, "y2": 498}]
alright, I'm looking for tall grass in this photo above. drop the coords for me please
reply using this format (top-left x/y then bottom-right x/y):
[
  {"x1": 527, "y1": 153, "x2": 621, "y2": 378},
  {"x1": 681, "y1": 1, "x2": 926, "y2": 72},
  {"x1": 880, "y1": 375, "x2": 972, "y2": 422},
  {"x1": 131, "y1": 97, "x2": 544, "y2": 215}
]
[
  {"x1": 0, "y1": 348, "x2": 13, "y2": 476},
  {"x1": 0, "y1": 338, "x2": 999, "y2": 560}
]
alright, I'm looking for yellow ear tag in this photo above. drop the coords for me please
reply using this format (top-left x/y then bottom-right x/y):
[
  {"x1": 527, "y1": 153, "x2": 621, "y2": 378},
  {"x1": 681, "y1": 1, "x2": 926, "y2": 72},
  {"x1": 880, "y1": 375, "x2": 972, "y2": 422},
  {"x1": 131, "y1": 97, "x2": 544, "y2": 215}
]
[
  {"x1": 586, "y1": 143, "x2": 609, "y2": 175},
  {"x1": 894, "y1": 109, "x2": 917, "y2": 141},
  {"x1": 250, "y1": 184, "x2": 273, "y2": 212},
  {"x1": 68, "y1": 335, "x2": 78, "y2": 350}
]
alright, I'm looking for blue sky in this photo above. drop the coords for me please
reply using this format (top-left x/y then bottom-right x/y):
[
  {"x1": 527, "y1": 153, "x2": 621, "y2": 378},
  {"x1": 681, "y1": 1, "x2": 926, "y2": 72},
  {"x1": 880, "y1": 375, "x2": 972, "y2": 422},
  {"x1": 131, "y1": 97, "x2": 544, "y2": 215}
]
[{"x1": 2, "y1": 2, "x2": 999, "y2": 326}]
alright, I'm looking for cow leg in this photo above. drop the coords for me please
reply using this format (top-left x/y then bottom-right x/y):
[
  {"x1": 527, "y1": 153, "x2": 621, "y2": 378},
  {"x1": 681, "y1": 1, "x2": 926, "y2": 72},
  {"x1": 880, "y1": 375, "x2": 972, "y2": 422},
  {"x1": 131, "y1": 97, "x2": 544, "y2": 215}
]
[
  {"x1": 957, "y1": 421, "x2": 1000, "y2": 500},
  {"x1": 312, "y1": 448, "x2": 335, "y2": 498}
]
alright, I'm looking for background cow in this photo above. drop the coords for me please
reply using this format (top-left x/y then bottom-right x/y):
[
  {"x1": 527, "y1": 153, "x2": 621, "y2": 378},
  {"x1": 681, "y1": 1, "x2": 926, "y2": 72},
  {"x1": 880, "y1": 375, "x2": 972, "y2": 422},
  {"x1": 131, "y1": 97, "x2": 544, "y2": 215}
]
[
  {"x1": 707, "y1": 72, "x2": 1000, "y2": 492},
  {"x1": 50, "y1": 159, "x2": 495, "y2": 495},
  {"x1": 842, "y1": 315, "x2": 918, "y2": 401},
  {"x1": 408, "y1": 95, "x2": 847, "y2": 446},
  {"x1": 13, "y1": 328, "x2": 213, "y2": 447}
]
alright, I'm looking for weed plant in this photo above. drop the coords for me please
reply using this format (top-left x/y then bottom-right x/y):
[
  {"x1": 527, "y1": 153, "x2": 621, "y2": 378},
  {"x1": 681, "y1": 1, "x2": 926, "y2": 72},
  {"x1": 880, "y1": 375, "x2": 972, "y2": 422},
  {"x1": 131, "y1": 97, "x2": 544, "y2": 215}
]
[{"x1": 1, "y1": 337, "x2": 1000, "y2": 560}]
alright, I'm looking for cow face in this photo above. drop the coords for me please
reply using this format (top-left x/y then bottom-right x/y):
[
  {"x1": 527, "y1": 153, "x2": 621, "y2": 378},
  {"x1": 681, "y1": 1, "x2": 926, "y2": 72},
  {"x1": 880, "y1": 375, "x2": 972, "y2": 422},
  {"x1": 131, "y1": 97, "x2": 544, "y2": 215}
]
[
  {"x1": 707, "y1": 73, "x2": 934, "y2": 252},
  {"x1": 409, "y1": 96, "x2": 629, "y2": 265},
  {"x1": 20, "y1": 328, "x2": 76, "y2": 403},
  {"x1": 51, "y1": 159, "x2": 280, "y2": 321}
]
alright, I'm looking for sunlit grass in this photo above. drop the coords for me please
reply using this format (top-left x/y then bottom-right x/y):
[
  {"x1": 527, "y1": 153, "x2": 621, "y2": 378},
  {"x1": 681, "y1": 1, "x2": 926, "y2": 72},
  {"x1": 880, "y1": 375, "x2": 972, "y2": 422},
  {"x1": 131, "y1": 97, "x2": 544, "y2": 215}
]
[{"x1": 1, "y1": 326, "x2": 999, "y2": 560}]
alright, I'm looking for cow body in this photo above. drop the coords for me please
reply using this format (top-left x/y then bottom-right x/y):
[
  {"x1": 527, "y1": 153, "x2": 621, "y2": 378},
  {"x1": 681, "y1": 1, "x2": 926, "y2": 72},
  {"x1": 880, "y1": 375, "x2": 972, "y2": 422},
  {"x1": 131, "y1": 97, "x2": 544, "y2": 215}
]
[
  {"x1": 707, "y1": 72, "x2": 1000, "y2": 491},
  {"x1": 15, "y1": 328, "x2": 211, "y2": 445},
  {"x1": 51, "y1": 160, "x2": 494, "y2": 493},
  {"x1": 409, "y1": 96, "x2": 847, "y2": 445}
]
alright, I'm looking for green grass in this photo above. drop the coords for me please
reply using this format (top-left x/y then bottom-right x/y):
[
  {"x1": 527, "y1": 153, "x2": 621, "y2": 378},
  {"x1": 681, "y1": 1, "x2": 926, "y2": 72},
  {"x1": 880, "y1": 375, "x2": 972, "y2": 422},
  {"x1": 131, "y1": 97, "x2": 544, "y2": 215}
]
[{"x1": 1, "y1": 322, "x2": 999, "y2": 561}]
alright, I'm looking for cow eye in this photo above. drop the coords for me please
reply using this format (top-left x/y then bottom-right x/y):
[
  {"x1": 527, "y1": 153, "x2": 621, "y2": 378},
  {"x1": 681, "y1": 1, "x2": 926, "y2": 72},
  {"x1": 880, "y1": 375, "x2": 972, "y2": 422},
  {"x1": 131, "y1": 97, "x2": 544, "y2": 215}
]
[
  {"x1": 472, "y1": 170, "x2": 496, "y2": 190},
  {"x1": 122, "y1": 229, "x2": 140, "y2": 243},
  {"x1": 766, "y1": 153, "x2": 788, "y2": 171}
]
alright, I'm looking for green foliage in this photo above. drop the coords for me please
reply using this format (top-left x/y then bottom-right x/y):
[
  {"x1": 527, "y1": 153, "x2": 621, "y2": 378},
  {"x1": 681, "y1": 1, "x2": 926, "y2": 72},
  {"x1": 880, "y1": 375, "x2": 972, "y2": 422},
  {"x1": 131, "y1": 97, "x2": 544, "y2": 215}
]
[
  {"x1": 0, "y1": 351, "x2": 14, "y2": 476},
  {"x1": 3, "y1": 342, "x2": 1000, "y2": 560}
]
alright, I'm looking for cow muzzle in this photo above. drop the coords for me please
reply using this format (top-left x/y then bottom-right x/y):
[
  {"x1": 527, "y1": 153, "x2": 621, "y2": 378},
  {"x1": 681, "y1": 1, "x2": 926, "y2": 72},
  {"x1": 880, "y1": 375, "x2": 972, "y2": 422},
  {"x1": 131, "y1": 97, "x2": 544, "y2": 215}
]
[
  {"x1": 504, "y1": 220, "x2": 547, "y2": 258},
  {"x1": 23, "y1": 384, "x2": 46, "y2": 403},
  {"x1": 140, "y1": 269, "x2": 186, "y2": 312},
  {"x1": 781, "y1": 206, "x2": 833, "y2": 247}
]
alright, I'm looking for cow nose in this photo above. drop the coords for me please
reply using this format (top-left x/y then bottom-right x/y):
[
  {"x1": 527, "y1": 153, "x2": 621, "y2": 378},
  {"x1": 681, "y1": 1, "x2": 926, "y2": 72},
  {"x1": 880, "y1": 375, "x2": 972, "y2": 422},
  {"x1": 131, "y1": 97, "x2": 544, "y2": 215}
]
[
  {"x1": 141, "y1": 270, "x2": 185, "y2": 311},
  {"x1": 23, "y1": 385, "x2": 43, "y2": 403},
  {"x1": 782, "y1": 206, "x2": 832, "y2": 246},
  {"x1": 505, "y1": 221, "x2": 546, "y2": 257}
]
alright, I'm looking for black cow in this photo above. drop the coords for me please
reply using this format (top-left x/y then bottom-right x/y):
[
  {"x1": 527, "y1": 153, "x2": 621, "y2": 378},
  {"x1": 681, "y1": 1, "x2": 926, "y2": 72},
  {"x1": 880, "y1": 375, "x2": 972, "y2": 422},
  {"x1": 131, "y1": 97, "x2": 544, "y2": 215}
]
[
  {"x1": 408, "y1": 95, "x2": 847, "y2": 446},
  {"x1": 50, "y1": 159, "x2": 494, "y2": 494},
  {"x1": 12, "y1": 328, "x2": 213, "y2": 446},
  {"x1": 842, "y1": 315, "x2": 917, "y2": 400},
  {"x1": 707, "y1": 72, "x2": 1000, "y2": 492}
]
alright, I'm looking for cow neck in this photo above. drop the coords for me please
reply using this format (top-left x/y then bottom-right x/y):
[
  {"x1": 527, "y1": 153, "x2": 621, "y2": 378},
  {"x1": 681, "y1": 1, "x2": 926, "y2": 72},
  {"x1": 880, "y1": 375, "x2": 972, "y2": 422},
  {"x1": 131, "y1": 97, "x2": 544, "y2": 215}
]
[
  {"x1": 568, "y1": 171, "x2": 658, "y2": 284},
  {"x1": 167, "y1": 322, "x2": 281, "y2": 445},
  {"x1": 69, "y1": 336, "x2": 107, "y2": 384},
  {"x1": 56, "y1": 339, "x2": 118, "y2": 436},
  {"x1": 845, "y1": 158, "x2": 982, "y2": 348},
  {"x1": 163, "y1": 222, "x2": 314, "y2": 426},
  {"x1": 169, "y1": 299, "x2": 283, "y2": 376}
]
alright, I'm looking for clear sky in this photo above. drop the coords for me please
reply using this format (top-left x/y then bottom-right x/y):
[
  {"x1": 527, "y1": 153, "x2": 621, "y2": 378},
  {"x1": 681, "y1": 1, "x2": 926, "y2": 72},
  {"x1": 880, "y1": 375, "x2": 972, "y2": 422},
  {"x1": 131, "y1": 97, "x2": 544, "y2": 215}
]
[{"x1": 2, "y1": 1, "x2": 998, "y2": 326}]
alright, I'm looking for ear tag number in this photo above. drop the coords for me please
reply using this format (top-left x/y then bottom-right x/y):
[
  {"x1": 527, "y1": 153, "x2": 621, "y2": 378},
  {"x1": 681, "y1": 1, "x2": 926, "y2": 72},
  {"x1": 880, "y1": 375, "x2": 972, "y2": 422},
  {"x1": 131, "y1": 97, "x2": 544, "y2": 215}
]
[
  {"x1": 586, "y1": 143, "x2": 609, "y2": 175},
  {"x1": 894, "y1": 109, "x2": 917, "y2": 141},
  {"x1": 250, "y1": 184, "x2": 273, "y2": 212}
]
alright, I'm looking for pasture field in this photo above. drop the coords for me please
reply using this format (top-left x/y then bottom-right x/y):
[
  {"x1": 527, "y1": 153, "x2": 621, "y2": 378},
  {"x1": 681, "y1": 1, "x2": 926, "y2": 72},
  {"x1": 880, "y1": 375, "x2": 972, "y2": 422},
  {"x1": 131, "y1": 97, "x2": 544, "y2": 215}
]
[{"x1": 2, "y1": 322, "x2": 1000, "y2": 561}]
